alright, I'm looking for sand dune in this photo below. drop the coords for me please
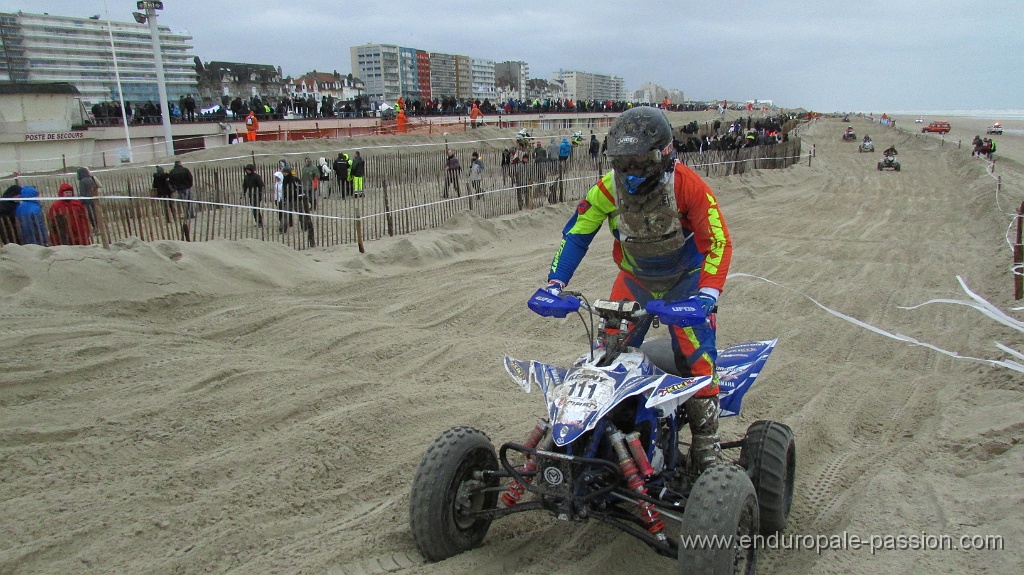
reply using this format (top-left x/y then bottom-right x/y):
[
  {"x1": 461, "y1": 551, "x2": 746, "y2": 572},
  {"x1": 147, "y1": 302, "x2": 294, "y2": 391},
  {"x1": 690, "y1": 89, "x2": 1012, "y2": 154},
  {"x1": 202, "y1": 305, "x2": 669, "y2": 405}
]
[{"x1": 1, "y1": 113, "x2": 1023, "y2": 574}]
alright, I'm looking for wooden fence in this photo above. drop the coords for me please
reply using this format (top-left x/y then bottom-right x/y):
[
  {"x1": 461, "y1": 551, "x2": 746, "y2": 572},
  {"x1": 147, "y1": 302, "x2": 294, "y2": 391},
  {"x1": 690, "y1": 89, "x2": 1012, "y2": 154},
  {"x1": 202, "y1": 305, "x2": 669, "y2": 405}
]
[{"x1": 3, "y1": 136, "x2": 803, "y2": 251}]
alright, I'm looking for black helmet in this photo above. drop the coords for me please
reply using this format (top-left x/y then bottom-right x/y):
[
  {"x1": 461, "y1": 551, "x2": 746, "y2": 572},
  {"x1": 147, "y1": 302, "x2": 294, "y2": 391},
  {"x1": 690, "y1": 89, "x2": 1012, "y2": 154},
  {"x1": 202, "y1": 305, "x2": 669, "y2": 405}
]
[
  {"x1": 606, "y1": 106, "x2": 672, "y2": 157},
  {"x1": 606, "y1": 106, "x2": 673, "y2": 193}
]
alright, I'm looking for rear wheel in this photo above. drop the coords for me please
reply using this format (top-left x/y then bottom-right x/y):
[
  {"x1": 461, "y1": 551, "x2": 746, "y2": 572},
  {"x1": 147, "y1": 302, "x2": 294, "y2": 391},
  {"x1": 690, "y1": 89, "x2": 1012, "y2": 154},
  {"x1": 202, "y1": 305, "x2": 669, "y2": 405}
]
[
  {"x1": 678, "y1": 463, "x2": 758, "y2": 574},
  {"x1": 739, "y1": 420, "x2": 796, "y2": 534},
  {"x1": 409, "y1": 426, "x2": 499, "y2": 561}
]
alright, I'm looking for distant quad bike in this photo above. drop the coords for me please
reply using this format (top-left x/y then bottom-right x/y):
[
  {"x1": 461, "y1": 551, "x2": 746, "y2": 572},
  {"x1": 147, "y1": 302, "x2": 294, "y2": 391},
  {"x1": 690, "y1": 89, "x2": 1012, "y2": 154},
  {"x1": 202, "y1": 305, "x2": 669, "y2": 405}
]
[
  {"x1": 409, "y1": 291, "x2": 796, "y2": 574},
  {"x1": 842, "y1": 130, "x2": 857, "y2": 141},
  {"x1": 859, "y1": 140, "x2": 874, "y2": 153},
  {"x1": 878, "y1": 154, "x2": 901, "y2": 171}
]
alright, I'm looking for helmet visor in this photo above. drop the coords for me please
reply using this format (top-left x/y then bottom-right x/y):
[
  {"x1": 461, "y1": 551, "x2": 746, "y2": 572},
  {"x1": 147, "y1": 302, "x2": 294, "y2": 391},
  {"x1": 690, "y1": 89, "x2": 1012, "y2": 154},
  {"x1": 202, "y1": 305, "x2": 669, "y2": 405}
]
[{"x1": 611, "y1": 150, "x2": 662, "y2": 176}]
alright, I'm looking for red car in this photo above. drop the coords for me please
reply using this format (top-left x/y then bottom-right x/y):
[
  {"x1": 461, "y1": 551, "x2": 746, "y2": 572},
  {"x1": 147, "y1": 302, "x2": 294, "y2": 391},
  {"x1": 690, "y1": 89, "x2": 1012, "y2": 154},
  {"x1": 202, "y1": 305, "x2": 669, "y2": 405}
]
[{"x1": 922, "y1": 121, "x2": 951, "y2": 134}]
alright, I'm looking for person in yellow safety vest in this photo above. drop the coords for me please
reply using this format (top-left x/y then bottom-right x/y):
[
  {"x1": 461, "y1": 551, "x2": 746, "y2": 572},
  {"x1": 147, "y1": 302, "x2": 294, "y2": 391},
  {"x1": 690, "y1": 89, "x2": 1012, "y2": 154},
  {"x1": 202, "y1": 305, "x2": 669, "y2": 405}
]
[
  {"x1": 245, "y1": 110, "x2": 259, "y2": 142},
  {"x1": 343, "y1": 152, "x2": 354, "y2": 196}
]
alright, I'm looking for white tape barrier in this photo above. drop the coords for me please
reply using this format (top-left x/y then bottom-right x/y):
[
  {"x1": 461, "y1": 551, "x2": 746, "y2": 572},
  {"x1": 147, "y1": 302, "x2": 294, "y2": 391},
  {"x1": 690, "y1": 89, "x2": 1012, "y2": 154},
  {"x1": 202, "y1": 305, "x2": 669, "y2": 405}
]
[{"x1": 729, "y1": 272, "x2": 1024, "y2": 374}]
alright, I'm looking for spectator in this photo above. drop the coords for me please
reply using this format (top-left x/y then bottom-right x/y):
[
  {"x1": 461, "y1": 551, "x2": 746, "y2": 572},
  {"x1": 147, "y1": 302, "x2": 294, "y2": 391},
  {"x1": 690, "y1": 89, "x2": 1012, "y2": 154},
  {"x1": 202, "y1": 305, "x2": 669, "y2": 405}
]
[
  {"x1": 280, "y1": 166, "x2": 315, "y2": 247},
  {"x1": 14, "y1": 186, "x2": 49, "y2": 246},
  {"x1": 168, "y1": 160, "x2": 195, "y2": 219},
  {"x1": 559, "y1": 137, "x2": 572, "y2": 163},
  {"x1": 469, "y1": 151, "x2": 485, "y2": 198},
  {"x1": 500, "y1": 148, "x2": 511, "y2": 185},
  {"x1": 0, "y1": 184, "x2": 21, "y2": 245},
  {"x1": 532, "y1": 141, "x2": 549, "y2": 200},
  {"x1": 47, "y1": 182, "x2": 90, "y2": 245},
  {"x1": 337, "y1": 153, "x2": 354, "y2": 198},
  {"x1": 245, "y1": 109, "x2": 259, "y2": 141},
  {"x1": 350, "y1": 151, "x2": 366, "y2": 198},
  {"x1": 469, "y1": 102, "x2": 483, "y2": 128},
  {"x1": 76, "y1": 167, "x2": 100, "y2": 227},
  {"x1": 278, "y1": 166, "x2": 298, "y2": 233},
  {"x1": 299, "y1": 157, "x2": 319, "y2": 209},
  {"x1": 184, "y1": 94, "x2": 196, "y2": 122},
  {"x1": 589, "y1": 132, "x2": 600, "y2": 169},
  {"x1": 242, "y1": 164, "x2": 265, "y2": 227},
  {"x1": 331, "y1": 153, "x2": 349, "y2": 198},
  {"x1": 318, "y1": 157, "x2": 332, "y2": 198},
  {"x1": 151, "y1": 165, "x2": 175, "y2": 222},
  {"x1": 443, "y1": 149, "x2": 462, "y2": 198}
]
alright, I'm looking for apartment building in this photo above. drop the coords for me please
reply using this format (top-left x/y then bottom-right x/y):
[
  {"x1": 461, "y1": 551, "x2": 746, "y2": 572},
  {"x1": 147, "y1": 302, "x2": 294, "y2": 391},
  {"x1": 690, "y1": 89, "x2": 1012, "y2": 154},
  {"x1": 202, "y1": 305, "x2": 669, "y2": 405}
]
[
  {"x1": 351, "y1": 43, "x2": 495, "y2": 105},
  {"x1": 552, "y1": 69, "x2": 625, "y2": 102},
  {"x1": 494, "y1": 61, "x2": 529, "y2": 101},
  {"x1": 0, "y1": 10, "x2": 196, "y2": 107},
  {"x1": 470, "y1": 57, "x2": 495, "y2": 103}
]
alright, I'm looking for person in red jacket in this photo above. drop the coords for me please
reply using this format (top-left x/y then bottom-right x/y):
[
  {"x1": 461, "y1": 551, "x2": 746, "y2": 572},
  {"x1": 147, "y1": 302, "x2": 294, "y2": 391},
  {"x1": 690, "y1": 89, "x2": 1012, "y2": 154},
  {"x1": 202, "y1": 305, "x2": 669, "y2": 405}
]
[
  {"x1": 47, "y1": 182, "x2": 91, "y2": 245},
  {"x1": 539, "y1": 106, "x2": 733, "y2": 473}
]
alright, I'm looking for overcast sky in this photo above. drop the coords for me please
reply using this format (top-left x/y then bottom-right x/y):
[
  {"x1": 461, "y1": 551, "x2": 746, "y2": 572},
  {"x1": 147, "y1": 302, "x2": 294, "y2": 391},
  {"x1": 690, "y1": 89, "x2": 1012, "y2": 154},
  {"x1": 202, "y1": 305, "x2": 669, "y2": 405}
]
[{"x1": 3, "y1": 0, "x2": 1021, "y2": 113}]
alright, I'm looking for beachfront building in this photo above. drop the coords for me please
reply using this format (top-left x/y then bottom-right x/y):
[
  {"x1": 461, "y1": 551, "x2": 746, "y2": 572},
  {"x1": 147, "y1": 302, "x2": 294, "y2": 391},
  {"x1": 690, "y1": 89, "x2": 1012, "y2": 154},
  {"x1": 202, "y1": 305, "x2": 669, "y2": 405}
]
[
  {"x1": 350, "y1": 44, "x2": 402, "y2": 105},
  {"x1": 427, "y1": 52, "x2": 457, "y2": 100},
  {"x1": 350, "y1": 43, "x2": 495, "y2": 106},
  {"x1": 633, "y1": 82, "x2": 668, "y2": 105},
  {"x1": 0, "y1": 10, "x2": 196, "y2": 107},
  {"x1": 470, "y1": 57, "x2": 495, "y2": 103},
  {"x1": 494, "y1": 61, "x2": 529, "y2": 101},
  {"x1": 288, "y1": 71, "x2": 363, "y2": 106},
  {"x1": 196, "y1": 60, "x2": 284, "y2": 104},
  {"x1": 553, "y1": 69, "x2": 625, "y2": 102}
]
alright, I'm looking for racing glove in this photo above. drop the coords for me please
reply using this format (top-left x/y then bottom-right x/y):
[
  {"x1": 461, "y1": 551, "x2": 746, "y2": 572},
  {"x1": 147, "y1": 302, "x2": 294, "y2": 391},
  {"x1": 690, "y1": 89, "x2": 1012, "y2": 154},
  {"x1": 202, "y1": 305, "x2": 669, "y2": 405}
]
[
  {"x1": 694, "y1": 290, "x2": 718, "y2": 316},
  {"x1": 543, "y1": 279, "x2": 565, "y2": 296}
]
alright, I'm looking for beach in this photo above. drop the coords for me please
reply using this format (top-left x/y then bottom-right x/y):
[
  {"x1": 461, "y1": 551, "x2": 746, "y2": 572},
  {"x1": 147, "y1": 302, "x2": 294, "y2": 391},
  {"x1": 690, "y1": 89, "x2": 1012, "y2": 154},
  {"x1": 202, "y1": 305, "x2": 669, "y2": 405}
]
[{"x1": 1, "y1": 110, "x2": 1023, "y2": 575}]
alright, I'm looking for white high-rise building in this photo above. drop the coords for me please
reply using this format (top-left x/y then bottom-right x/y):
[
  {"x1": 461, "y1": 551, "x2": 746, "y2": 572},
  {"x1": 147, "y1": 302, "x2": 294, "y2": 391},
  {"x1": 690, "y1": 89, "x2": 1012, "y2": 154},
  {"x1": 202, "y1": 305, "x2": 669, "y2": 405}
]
[
  {"x1": 0, "y1": 10, "x2": 196, "y2": 107},
  {"x1": 552, "y1": 70, "x2": 625, "y2": 102}
]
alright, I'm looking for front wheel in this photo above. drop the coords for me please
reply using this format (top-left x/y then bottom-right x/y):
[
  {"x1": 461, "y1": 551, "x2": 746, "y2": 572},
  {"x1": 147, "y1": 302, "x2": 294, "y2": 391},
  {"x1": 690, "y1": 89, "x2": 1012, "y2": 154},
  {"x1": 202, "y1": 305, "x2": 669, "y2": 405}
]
[
  {"x1": 739, "y1": 420, "x2": 796, "y2": 534},
  {"x1": 409, "y1": 426, "x2": 499, "y2": 562},
  {"x1": 895, "y1": 163, "x2": 901, "y2": 171},
  {"x1": 877, "y1": 162, "x2": 883, "y2": 171},
  {"x1": 678, "y1": 463, "x2": 758, "y2": 574}
]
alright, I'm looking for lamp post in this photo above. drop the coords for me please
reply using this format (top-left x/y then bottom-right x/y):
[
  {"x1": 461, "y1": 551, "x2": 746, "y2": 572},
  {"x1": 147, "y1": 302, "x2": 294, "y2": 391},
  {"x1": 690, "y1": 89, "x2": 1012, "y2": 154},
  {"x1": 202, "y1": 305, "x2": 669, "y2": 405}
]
[{"x1": 133, "y1": 1, "x2": 174, "y2": 158}]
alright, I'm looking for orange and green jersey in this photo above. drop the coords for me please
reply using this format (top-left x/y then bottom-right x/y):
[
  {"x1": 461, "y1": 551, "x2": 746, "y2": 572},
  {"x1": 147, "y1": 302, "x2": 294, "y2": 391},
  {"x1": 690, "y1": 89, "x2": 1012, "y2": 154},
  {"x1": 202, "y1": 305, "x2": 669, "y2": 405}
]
[{"x1": 548, "y1": 162, "x2": 732, "y2": 295}]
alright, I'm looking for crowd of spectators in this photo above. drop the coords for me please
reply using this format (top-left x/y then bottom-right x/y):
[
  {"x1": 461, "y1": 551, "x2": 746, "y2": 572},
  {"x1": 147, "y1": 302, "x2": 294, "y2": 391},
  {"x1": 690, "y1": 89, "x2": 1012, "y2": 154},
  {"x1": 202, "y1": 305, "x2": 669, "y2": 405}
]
[{"x1": 89, "y1": 91, "x2": 779, "y2": 126}]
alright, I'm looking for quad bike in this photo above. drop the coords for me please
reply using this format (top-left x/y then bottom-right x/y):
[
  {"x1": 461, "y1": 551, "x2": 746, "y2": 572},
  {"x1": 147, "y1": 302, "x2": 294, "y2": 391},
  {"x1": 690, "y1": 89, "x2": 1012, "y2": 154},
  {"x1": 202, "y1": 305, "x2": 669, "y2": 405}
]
[
  {"x1": 877, "y1": 154, "x2": 901, "y2": 171},
  {"x1": 842, "y1": 130, "x2": 857, "y2": 141},
  {"x1": 409, "y1": 291, "x2": 796, "y2": 573},
  {"x1": 859, "y1": 140, "x2": 874, "y2": 153}
]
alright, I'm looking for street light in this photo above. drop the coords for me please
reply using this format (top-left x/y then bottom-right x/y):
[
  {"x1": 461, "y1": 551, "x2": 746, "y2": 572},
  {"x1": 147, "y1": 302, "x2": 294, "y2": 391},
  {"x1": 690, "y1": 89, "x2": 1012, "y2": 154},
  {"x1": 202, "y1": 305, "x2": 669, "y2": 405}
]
[{"x1": 134, "y1": 1, "x2": 174, "y2": 157}]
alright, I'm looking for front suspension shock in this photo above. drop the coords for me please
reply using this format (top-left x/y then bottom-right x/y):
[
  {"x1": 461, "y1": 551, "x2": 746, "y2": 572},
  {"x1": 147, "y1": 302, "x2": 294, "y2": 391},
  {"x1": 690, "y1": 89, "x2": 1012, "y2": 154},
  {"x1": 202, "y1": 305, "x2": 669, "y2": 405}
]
[{"x1": 500, "y1": 419, "x2": 550, "y2": 508}]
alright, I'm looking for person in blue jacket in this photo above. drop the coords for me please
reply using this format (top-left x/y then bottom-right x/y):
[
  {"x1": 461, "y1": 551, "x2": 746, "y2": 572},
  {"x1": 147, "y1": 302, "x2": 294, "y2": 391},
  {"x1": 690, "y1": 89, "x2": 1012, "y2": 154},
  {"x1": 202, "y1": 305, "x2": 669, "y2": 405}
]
[
  {"x1": 14, "y1": 185, "x2": 49, "y2": 245},
  {"x1": 558, "y1": 136, "x2": 572, "y2": 162}
]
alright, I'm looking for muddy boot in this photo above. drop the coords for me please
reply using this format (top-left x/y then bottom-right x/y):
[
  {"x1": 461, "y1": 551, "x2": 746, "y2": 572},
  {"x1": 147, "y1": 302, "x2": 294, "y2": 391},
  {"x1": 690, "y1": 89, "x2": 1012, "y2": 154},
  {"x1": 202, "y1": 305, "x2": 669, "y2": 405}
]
[{"x1": 685, "y1": 395, "x2": 722, "y2": 474}]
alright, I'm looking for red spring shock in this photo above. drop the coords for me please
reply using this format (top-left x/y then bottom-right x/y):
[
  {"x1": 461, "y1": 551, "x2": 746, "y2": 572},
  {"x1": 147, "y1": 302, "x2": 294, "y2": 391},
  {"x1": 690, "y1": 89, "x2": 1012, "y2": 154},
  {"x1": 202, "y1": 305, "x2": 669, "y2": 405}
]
[
  {"x1": 625, "y1": 431, "x2": 655, "y2": 478},
  {"x1": 610, "y1": 430, "x2": 665, "y2": 538},
  {"x1": 500, "y1": 419, "x2": 550, "y2": 508}
]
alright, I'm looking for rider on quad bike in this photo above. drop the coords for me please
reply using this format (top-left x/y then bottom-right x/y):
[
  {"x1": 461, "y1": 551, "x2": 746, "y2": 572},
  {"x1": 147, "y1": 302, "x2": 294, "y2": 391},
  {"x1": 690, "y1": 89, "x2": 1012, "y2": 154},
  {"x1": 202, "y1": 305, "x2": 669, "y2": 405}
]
[
  {"x1": 883, "y1": 145, "x2": 898, "y2": 157},
  {"x1": 540, "y1": 105, "x2": 732, "y2": 474}
]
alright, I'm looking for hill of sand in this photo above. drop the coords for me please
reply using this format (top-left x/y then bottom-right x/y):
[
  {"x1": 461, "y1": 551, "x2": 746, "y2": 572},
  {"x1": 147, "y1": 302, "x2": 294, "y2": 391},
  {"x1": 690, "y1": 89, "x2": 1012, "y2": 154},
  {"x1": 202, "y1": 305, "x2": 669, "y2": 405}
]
[{"x1": 2, "y1": 112, "x2": 1023, "y2": 574}]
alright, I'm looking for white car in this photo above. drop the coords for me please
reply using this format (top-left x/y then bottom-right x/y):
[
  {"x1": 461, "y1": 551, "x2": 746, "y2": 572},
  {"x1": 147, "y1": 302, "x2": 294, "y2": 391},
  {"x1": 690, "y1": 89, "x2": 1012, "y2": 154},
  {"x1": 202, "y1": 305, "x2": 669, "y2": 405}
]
[
  {"x1": 915, "y1": 116, "x2": 924, "y2": 123},
  {"x1": 987, "y1": 123, "x2": 1003, "y2": 135}
]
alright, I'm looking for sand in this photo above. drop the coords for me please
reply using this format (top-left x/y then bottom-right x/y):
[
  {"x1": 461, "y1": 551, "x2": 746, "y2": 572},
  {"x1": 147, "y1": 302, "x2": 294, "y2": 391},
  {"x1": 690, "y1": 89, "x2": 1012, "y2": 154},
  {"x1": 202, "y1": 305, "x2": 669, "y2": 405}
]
[{"x1": 2, "y1": 111, "x2": 1023, "y2": 575}]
